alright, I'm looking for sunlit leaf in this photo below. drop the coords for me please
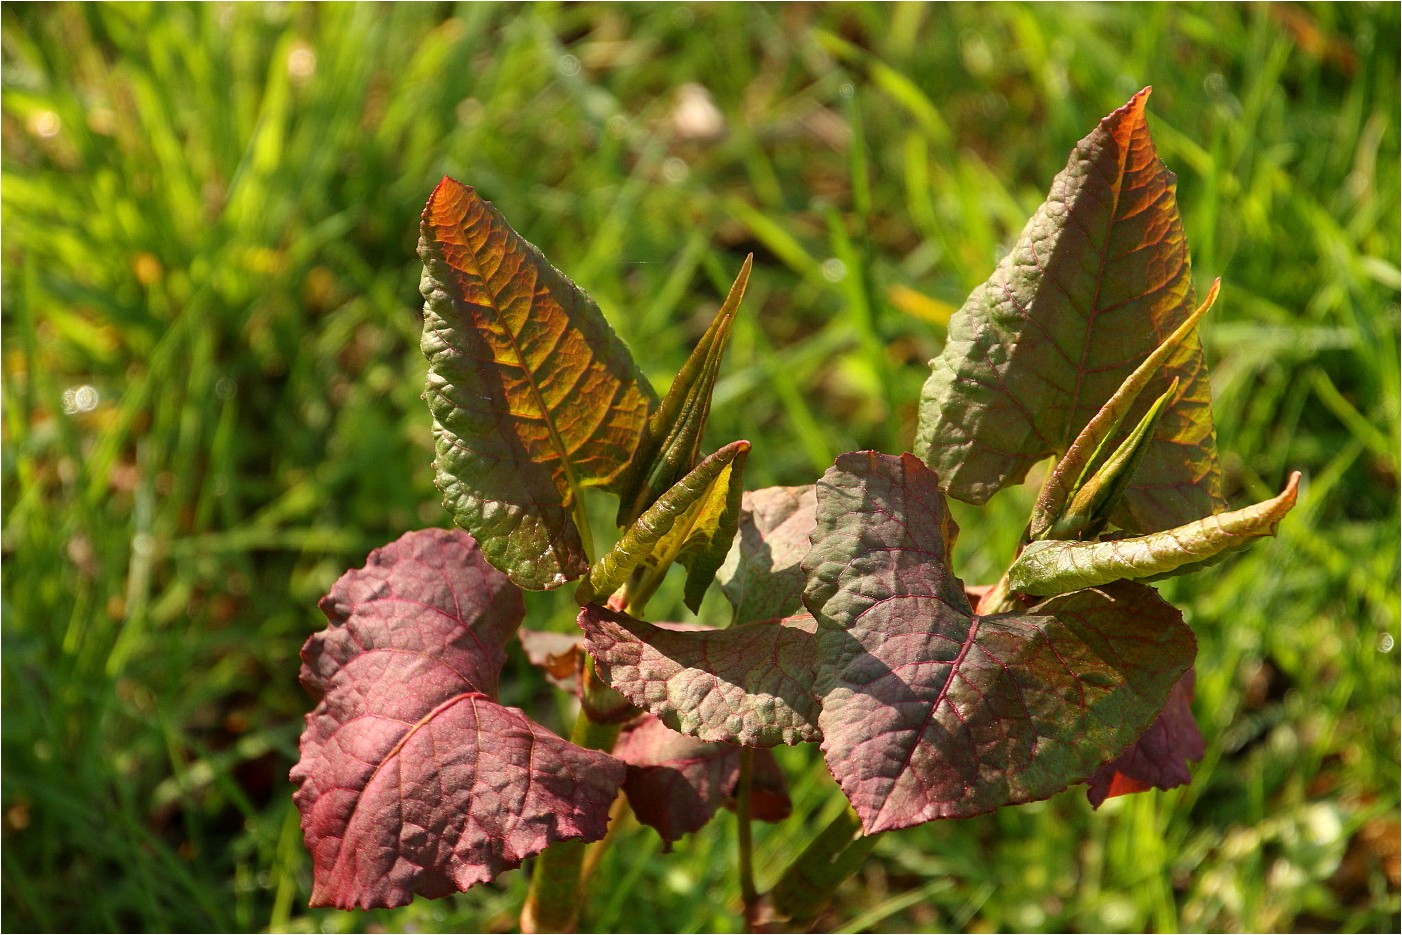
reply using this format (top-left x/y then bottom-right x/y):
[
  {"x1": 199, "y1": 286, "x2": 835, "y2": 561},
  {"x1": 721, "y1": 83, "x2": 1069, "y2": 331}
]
[
  {"x1": 802, "y1": 452, "x2": 1195, "y2": 832},
  {"x1": 419, "y1": 177, "x2": 656, "y2": 590},
  {"x1": 291, "y1": 530, "x2": 625, "y2": 909},
  {"x1": 1007, "y1": 472, "x2": 1301, "y2": 597},
  {"x1": 715, "y1": 485, "x2": 817, "y2": 625},
  {"x1": 616, "y1": 256, "x2": 752, "y2": 527},
  {"x1": 915, "y1": 88, "x2": 1224, "y2": 534},
  {"x1": 1087, "y1": 668, "x2": 1204, "y2": 808},
  {"x1": 575, "y1": 441, "x2": 749, "y2": 611},
  {"x1": 1031, "y1": 282, "x2": 1220, "y2": 541},
  {"x1": 578, "y1": 607, "x2": 823, "y2": 747}
]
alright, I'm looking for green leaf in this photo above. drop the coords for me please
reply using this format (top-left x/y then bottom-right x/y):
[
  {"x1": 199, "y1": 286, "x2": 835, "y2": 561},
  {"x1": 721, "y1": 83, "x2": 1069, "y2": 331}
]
[
  {"x1": 1031, "y1": 280, "x2": 1220, "y2": 541},
  {"x1": 914, "y1": 88, "x2": 1225, "y2": 534},
  {"x1": 1047, "y1": 376, "x2": 1179, "y2": 541},
  {"x1": 1008, "y1": 472, "x2": 1301, "y2": 597},
  {"x1": 616, "y1": 255, "x2": 752, "y2": 527},
  {"x1": 715, "y1": 485, "x2": 817, "y2": 625},
  {"x1": 418, "y1": 177, "x2": 656, "y2": 590},
  {"x1": 575, "y1": 441, "x2": 749, "y2": 610}
]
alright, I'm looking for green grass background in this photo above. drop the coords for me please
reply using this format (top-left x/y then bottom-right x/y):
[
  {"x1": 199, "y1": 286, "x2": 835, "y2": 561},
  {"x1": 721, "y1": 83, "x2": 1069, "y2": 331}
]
[{"x1": 3, "y1": 3, "x2": 1398, "y2": 932}]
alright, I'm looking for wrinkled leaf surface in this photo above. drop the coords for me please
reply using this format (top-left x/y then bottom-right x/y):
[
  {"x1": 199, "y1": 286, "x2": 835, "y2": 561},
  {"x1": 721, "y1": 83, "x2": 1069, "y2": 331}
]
[
  {"x1": 802, "y1": 452, "x2": 1195, "y2": 833},
  {"x1": 578, "y1": 607, "x2": 823, "y2": 747},
  {"x1": 915, "y1": 88, "x2": 1224, "y2": 534},
  {"x1": 420, "y1": 177, "x2": 655, "y2": 590},
  {"x1": 1008, "y1": 472, "x2": 1300, "y2": 597},
  {"x1": 291, "y1": 529, "x2": 624, "y2": 909}
]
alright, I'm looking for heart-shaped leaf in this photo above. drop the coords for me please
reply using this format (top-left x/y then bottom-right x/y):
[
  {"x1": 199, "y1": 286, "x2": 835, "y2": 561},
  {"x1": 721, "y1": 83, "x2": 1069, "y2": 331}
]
[
  {"x1": 915, "y1": 88, "x2": 1224, "y2": 535},
  {"x1": 576, "y1": 440, "x2": 749, "y2": 611},
  {"x1": 716, "y1": 485, "x2": 818, "y2": 625},
  {"x1": 613, "y1": 716, "x2": 791, "y2": 848},
  {"x1": 291, "y1": 529, "x2": 625, "y2": 909},
  {"x1": 616, "y1": 256, "x2": 752, "y2": 527},
  {"x1": 1087, "y1": 668, "x2": 1204, "y2": 807},
  {"x1": 578, "y1": 608, "x2": 823, "y2": 747},
  {"x1": 803, "y1": 452, "x2": 1195, "y2": 833},
  {"x1": 419, "y1": 178, "x2": 656, "y2": 590},
  {"x1": 1006, "y1": 472, "x2": 1300, "y2": 597}
]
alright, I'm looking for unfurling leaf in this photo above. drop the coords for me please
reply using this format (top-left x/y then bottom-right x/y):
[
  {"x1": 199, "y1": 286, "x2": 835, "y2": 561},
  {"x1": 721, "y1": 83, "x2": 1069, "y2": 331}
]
[
  {"x1": 578, "y1": 607, "x2": 823, "y2": 747},
  {"x1": 1007, "y1": 472, "x2": 1301, "y2": 597},
  {"x1": 291, "y1": 530, "x2": 625, "y2": 909},
  {"x1": 419, "y1": 177, "x2": 655, "y2": 590},
  {"x1": 802, "y1": 452, "x2": 1195, "y2": 833},
  {"x1": 716, "y1": 485, "x2": 817, "y2": 625},
  {"x1": 1031, "y1": 280, "x2": 1221, "y2": 541},
  {"x1": 616, "y1": 256, "x2": 753, "y2": 527},
  {"x1": 1048, "y1": 376, "x2": 1179, "y2": 541},
  {"x1": 575, "y1": 440, "x2": 749, "y2": 611},
  {"x1": 613, "y1": 716, "x2": 790, "y2": 848},
  {"x1": 915, "y1": 88, "x2": 1225, "y2": 534},
  {"x1": 1087, "y1": 668, "x2": 1204, "y2": 808}
]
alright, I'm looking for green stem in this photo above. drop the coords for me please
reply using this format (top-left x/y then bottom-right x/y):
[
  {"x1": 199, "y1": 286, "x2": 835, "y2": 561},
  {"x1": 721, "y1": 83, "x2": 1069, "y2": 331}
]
[
  {"x1": 768, "y1": 807, "x2": 879, "y2": 925},
  {"x1": 520, "y1": 702, "x2": 623, "y2": 933},
  {"x1": 735, "y1": 748, "x2": 759, "y2": 932}
]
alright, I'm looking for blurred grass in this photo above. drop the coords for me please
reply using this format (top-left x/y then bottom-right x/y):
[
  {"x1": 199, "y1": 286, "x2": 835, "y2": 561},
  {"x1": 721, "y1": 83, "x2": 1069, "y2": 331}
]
[{"x1": 2, "y1": 2, "x2": 1398, "y2": 932}]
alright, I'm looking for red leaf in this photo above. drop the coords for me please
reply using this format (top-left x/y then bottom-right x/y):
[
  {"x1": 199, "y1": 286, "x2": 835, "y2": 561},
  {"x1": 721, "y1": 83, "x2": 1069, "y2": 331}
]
[
  {"x1": 1087, "y1": 668, "x2": 1205, "y2": 807},
  {"x1": 803, "y1": 453, "x2": 1196, "y2": 833},
  {"x1": 291, "y1": 530, "x2": 625, "y2": 909},
  {"x1": 613, "y1": 716, "x2": 790, "y2": 848}
]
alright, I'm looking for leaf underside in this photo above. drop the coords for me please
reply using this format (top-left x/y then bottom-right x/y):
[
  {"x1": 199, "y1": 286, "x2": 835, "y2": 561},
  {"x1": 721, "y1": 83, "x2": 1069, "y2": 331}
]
[
  {"x1": 802, "y1": 452, "x2": 1196, "y2": 833},
  {"x1": 291, "y1": 529, "x2": 625, "y2": 909},
  {"x1": 1087, "y1": 667, "x2": 1204, "y2": 807},
  {"x1": 915, "y1": 87, "x2": 1224, "y2": 535},
  {"x1": 419, "y1": 177, "x2": 655, "y2": 590},
  {"x1": 613, "y1": 715, "x2": 790, "y2": 848},
  {"x1": 716, "y1": 485, "x2": 818, "y2": 625},
  {"x1": 578, "y1": 607, "x2": 823, "y2": 747}
]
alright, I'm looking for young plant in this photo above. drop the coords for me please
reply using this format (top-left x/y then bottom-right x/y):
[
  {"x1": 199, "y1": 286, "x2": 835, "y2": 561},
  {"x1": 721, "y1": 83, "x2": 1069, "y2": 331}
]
[{"x1": 291, "y1": 88, "x2": 1298, "y2": 932}]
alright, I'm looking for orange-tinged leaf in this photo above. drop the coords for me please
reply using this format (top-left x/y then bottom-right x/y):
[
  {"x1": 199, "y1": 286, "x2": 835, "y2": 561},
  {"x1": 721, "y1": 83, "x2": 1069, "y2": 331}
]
[
  {"x1": 419, "y1": 178, "x2": 656, "y2": 590},
  {"x1": 915, "y1": 88, "x2": 1225, "y2": 534}
]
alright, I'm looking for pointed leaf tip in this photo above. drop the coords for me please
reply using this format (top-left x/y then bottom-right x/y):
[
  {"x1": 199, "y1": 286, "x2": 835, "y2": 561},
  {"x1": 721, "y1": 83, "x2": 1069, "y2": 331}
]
[
  {"x1": 916, "y1": 90, "x2": 1224, "y2": 534},
  {"x1": 419, "y1": 180, "x2": 655, "y2": 590},
  {"x1": 578, "y1": 441, "x2": 749, "y2": 611},
  {"x1": 616, "y1": 256, "x2": 752, "y2": 526},
  {"x1": 1011, "y1": 472, "x2": 1301, "y2": 597}
]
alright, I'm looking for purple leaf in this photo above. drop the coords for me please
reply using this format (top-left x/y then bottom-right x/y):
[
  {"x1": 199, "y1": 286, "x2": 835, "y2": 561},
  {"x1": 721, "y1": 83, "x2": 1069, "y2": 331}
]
[
  {"x1": 803, "y1": 452, "x2": 1196, "y2": 833},
  {"x1": 291, "y1": 529, "x2": 625, "y2": 909},
  {"x1": 579, "y1": 607, "x2": 823, "y2": 747},
  {"x1": 613, "y1": 716, "x2": 790, "y2": 848},
  {"x1": 1087, "y1": 668, "x2": 1205, "y2": 807}
]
